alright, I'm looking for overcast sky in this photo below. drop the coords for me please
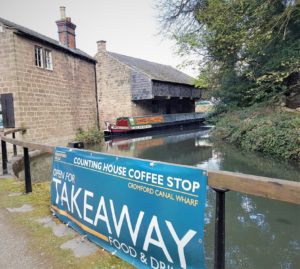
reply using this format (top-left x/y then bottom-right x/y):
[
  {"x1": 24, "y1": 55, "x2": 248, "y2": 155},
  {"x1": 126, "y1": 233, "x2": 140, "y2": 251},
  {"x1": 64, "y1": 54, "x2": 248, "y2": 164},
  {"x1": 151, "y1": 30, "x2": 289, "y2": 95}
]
[{"x1": 0, "y1": 0, "x2": 197, "y2": 77}]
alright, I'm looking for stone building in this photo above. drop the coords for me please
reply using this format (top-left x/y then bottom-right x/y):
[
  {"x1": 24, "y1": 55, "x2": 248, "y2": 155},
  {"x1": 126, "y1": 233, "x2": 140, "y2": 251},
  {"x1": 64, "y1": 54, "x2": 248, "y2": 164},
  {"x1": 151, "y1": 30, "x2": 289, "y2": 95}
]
[
  {"x1": 0, "y1": 8, "x2": 98, "y2": 144},
  {"x1": 0, "y1": 7, "x2": 201, "y2": 143},
  {"x1": 95, "y1": 41, "x2": 201, "y2": 129}
]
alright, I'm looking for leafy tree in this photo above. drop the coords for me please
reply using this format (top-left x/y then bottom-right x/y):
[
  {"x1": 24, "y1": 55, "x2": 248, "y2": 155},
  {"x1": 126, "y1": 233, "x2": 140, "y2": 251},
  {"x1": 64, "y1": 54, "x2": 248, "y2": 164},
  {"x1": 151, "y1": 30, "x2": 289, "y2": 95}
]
[{"x1": 157, "y1": 0, "x2": 300, "y2": 107}]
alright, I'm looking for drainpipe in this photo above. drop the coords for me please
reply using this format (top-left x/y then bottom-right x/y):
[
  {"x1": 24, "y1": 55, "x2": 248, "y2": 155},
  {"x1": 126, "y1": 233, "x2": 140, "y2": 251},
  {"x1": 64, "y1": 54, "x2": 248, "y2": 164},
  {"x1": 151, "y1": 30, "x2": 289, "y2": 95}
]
[{"x1": 94, "y1": 63, "x2": 100, "y2": 130}]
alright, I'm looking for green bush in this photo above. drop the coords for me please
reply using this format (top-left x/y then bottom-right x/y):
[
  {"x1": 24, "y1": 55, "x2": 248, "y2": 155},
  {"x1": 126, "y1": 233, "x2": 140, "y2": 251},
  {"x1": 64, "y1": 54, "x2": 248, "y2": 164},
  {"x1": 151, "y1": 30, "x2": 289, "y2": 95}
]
[
  {"x1": 211, "y1": 105, "x2": 300, "y2": 162},
  {"x1": 75, "y1": 128, "x2": 103, "y2": 145}
]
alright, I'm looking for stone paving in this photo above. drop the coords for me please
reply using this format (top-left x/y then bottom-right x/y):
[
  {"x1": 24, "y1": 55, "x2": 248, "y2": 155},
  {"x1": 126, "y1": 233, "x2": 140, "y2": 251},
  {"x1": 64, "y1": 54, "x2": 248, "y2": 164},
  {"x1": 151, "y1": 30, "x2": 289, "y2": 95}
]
[
  {"x1": 0, "y1": 191, "x2": 100, "y2": 268},
  {"x1": 0, "y1": 208, "x2": 49, "y2": 269}
]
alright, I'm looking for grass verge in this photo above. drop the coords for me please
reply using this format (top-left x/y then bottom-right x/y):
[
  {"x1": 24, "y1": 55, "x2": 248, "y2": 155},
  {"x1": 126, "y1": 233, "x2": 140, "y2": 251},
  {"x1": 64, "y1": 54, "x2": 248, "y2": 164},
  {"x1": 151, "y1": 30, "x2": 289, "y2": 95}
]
[{"x1": 0, "y1": 178, "x2": 133, "y2": 269}]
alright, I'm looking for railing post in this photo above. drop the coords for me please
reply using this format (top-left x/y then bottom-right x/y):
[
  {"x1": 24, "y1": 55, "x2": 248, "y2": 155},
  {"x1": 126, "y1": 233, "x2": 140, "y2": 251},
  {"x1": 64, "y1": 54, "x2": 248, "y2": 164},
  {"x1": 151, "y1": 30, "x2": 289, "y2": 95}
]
[
  {"x1": 213, "y1": 188, "x2": 228, "y2": 269},
  {"x1": 1, "y1": 140, "x2": 8, "y2": 175},
  {"x1": 12, "y1": 132, "x2": 17, "y2": 156},
  {"x1": 23, "y1": 147, "x2": 32, "y2": 193}
]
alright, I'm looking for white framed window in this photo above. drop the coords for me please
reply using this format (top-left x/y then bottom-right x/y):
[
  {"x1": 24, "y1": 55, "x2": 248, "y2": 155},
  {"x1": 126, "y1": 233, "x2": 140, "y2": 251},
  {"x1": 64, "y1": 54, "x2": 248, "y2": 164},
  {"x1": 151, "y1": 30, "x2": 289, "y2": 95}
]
[
  {"x1": 45, "y1": 49, "x2": 53, "y2": 70},
  {"x1": 34, "y1": 46, "x2": 53, "y2": 70},
  {"x1": 35, "y1": 46, "x2": 43, "y2": 68}
]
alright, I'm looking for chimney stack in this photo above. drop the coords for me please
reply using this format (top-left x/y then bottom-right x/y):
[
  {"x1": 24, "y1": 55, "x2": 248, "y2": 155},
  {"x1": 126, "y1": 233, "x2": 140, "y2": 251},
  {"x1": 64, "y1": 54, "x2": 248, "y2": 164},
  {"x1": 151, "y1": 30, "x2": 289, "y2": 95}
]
[
  {"x1": 97, "y1": 40, "x2": 107, "y2": 52},
  {"x1": 56, "y1": 7, "x2": 76, "y2": 49}
]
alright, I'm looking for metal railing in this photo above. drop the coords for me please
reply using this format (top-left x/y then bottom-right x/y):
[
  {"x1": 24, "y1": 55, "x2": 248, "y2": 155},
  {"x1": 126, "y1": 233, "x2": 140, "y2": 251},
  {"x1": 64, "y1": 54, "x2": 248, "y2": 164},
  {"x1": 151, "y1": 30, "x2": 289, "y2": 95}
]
[
  {"x1": 1, "y1": 128, "x2": 53, "y2": 193},
  {"x1": 1, "y1": 130, "x2": 299, "y2": 269}
]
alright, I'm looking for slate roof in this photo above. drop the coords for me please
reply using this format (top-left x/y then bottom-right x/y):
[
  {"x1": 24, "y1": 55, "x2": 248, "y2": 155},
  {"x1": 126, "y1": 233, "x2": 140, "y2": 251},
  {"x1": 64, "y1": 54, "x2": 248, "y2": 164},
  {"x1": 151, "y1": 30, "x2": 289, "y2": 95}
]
[
  {"x1": 0, "y1": 17, "x2": 95, "y2": 62},
  {"x1": 108, "y1": 52, "x2": 194, "y2": 86}
]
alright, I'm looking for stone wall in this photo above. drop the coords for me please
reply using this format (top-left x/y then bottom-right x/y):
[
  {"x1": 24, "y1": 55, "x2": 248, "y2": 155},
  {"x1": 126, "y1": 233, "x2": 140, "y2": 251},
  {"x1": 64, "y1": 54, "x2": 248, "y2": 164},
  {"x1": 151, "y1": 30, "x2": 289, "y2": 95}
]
[
  {"x1": 95, "y1": 51, "x2": 133, "y2": 129},
  {"x1": 0, "y1": 26, "x2": 97, "y2": 145},
  {"x1": 0, "y1": 26, "x2": 19, "y2": 126}
]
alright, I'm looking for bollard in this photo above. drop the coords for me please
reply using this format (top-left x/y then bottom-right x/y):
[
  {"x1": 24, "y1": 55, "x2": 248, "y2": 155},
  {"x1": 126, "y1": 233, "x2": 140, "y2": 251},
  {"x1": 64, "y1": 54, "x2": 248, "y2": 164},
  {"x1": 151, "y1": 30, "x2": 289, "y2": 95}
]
[
  {"x1": 68, "y1": 141, "x2": 84, "y2": 149},
  {"x1": 12, "y1": 132, "x2": 17, "y2": 156},
  {"x1": 23, "y1": 147, "x2": 32, "y2": 193},
  {"x1": 1, "y1": 140, "x2": 8, "y2": 175},
  {"x1": 213, "y1": 188, "x2": 228, "y2": 269}
]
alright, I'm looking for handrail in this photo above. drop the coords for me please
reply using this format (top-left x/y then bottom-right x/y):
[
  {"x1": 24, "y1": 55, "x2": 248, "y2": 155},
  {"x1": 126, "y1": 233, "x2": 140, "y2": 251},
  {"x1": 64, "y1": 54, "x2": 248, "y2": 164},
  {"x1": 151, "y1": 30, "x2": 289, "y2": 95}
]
[
  {"x1": 1, "y1": 135, "x2": 300, "y2": 204},
  {"x1": 208, "y1": 170, "x2": 300, "y2": 205},
  {"x1": 3, "y1": 127, "x2": 26, "y2": 136},
  {"x1": 1, "y1": 135, "x2": 54, "y2": 153}
]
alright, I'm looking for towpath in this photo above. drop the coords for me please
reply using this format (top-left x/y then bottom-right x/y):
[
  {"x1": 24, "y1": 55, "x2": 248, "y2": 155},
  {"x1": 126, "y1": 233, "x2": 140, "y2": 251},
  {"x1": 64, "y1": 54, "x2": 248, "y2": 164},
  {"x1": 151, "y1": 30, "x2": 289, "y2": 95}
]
[{"x1": 0, "y1": 209, "x2": 51, "y2": 269}]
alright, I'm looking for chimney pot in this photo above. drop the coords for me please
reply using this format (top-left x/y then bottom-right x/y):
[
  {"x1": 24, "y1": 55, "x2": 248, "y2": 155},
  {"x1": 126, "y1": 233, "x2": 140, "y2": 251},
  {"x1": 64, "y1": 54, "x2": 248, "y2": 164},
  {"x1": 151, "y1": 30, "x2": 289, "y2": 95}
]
[
  {"x1": 60, "y1": 6, "x2": 66, "y2": 19},
  {"x1": 97, "y1": 40, "x2": 107, "y2": 52}
]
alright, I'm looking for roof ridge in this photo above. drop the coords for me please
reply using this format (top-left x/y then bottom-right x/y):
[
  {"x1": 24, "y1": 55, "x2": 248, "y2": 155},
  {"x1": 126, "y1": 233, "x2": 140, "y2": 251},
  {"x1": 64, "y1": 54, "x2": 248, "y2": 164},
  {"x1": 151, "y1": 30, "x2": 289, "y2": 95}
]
[
  {"x1": 0, "y1": 16, "x2": 95, "y2": 62},
  {"x1": 0, "y1": 16, "x2": 58, "y2": 44},
  {"x1": 108, "y1": 51, "x2": 183, "y2": 72}
]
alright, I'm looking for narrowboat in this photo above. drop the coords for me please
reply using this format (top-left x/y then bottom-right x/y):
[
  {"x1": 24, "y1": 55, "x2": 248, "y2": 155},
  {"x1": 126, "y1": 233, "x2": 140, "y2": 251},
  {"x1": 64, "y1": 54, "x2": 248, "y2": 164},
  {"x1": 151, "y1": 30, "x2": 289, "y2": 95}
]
[{"x1": 104, "y1": 112, "x2": 206, "y2": 137}]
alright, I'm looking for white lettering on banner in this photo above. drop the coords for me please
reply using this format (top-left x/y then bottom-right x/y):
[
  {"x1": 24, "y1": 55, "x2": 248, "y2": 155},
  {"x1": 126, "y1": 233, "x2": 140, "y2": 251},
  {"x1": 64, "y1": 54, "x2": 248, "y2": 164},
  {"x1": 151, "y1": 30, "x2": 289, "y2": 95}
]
[
  {"x1": 83, "y1": 191, "x2": 94, "y2": 225},
  {"x1": 65, "y1": 172, "x2": 75, "y2": 183},
  {"x1": 61, "y1": 182, "x2": 70, "y2": 211},
  {"x1": 166, "y1": 177, "x2": 200, "y2": 193},
  {"x1": 110, "y1": 200, "x2": 145, "y2": 246},
  {"x1": 52, "y1": 183, "x2": 198, "y2": 269},
  {"x1": 102, "y1": 163, "x2": 127, "y2": 177},
  {"x1": 53, "y1": 169, "x2": 65, "y2": 179},
  {"x1": 70, "y1": 157, "x2": 202, "y2": 195},
  {"x1": 71, "y1": 185, "x2": 82, "y2": 219},
  {"x1": 128, "y1": 169, "x2": 164, "y2": 186},
  {"x1": 73, "y1": 157, "x2": 102, "y2": 170},
  {"x1": 53, "y1": 178, "x2": 61, "y2": 204},
  {"x1": 108, "y1": 236, "x2": 138, "y2": 258},
  {"x1": 94, "y1": 196, "x2": 112, "y2": 234},
  {"x1": 166, "y1": 221, "x2": 197, "y2": 269},
  {"x1": 143, "y1": 216, "x2": 173, "y2": 263},
  {"x1": 150, "y1": 256, "x2": 174, "y2": 269}
]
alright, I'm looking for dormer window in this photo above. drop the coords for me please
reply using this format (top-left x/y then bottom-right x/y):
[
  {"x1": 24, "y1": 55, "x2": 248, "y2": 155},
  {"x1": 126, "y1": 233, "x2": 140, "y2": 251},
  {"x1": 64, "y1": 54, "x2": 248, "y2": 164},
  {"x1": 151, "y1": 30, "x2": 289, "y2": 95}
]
[{"x1": 34, "y1": 46, "x2": 53, "y2": 70}]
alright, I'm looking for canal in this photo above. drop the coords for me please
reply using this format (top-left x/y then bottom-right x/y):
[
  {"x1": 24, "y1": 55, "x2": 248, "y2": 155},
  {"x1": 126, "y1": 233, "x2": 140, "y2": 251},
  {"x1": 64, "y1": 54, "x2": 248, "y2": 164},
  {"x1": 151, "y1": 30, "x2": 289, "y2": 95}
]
[{"x1": 22, "y1": 127, "x2": 300, "y2": 268}]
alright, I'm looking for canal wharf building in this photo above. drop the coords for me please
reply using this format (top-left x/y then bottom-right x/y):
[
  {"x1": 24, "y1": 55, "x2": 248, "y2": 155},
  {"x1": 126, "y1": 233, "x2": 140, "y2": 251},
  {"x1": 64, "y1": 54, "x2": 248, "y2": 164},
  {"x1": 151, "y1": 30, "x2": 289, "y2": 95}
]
[
  {"x1": 0, "y1": 8, "x2": 201, "y2": 144},
  {"x1": 95, "y1": 41, "x2": 200, "y2": 129}
]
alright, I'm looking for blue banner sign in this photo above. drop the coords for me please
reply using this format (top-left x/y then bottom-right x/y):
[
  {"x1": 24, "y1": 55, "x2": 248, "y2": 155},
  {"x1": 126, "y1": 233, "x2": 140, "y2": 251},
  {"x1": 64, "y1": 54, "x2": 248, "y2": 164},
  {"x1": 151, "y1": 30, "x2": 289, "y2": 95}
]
[{"x1": 51, "y1": 147, "x2": 207, "y2": 269}]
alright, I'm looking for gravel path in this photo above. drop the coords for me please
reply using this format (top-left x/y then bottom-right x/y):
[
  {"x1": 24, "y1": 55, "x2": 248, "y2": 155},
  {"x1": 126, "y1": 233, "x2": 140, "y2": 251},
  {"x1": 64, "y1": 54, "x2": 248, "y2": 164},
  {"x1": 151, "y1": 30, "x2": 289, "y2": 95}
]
[{"x1": 0, "y1": 209, "x2": 51, "y2": 269}]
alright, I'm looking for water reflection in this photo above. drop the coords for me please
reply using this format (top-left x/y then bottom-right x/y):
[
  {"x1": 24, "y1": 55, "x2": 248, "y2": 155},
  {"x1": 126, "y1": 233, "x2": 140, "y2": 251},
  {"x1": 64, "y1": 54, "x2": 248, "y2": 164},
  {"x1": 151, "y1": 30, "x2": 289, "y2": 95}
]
[{"x1": 98, "y1": 128, "x2": 214, "y2": 166}]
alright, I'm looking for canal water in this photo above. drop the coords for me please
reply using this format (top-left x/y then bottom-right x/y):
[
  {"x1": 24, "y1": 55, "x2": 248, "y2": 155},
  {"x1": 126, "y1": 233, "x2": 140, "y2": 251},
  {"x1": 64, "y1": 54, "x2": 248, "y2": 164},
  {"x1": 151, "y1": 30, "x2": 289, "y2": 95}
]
[{"x1": 22, "y1": 127, "x2": 300, "y2": 268}]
